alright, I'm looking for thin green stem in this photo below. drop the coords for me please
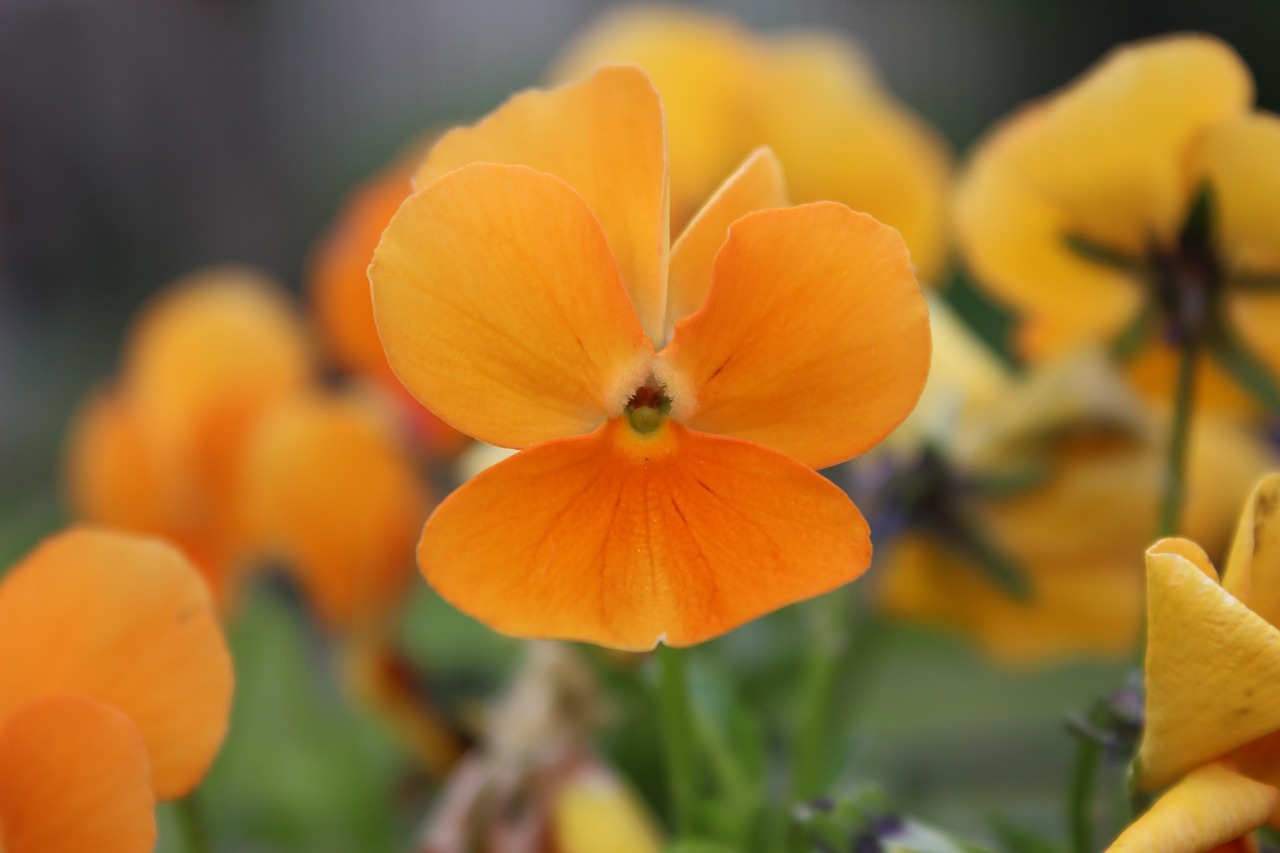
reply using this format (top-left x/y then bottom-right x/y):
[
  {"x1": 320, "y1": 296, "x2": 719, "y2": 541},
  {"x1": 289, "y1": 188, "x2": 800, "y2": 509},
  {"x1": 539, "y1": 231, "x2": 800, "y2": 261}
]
[
  {"x1": 657, "y1": 644, "x2": 699, "y2": 837},
  {"x1": 1068, "y1": 737, "x2": 1101, "y2": 853},
  {"x1": 791, "y1": 591, "x2": 847, "y2": 803},
  {"x1": 175, "y1": 791, "x2": 212, "y2": 853},
  {"x1": 1157, "y1": 340, "x2": 1199, "y2": 539}
]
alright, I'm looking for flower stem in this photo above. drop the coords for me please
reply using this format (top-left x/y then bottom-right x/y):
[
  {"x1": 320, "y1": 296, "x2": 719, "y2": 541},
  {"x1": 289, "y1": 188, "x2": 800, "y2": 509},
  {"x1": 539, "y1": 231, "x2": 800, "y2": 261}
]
[
  {"x1": 175, "y1": 790, "x2": 212, "y2": 853},
  {"x1": 791, "y1": 590, "x2": 851, "y2": 802},
  {"x1": 1068, "y1": 737, "x2": 1100, "y2": 853},
  {"x1": 1157, "y1": 340, "x2": 1199, "y2": 538},
  {"x1": 657, "y1": 644, "x2": 699, "y2": 837}
]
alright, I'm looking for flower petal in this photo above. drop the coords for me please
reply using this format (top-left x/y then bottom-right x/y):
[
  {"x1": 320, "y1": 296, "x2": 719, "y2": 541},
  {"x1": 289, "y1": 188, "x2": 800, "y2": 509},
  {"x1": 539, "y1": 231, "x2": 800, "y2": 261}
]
[
  {"x1": 1223, "y1": 473, "x2": 1280, "y2": 628},
  {"x1": 1138, "y1": 540, "x2": 1280, "y2": 791},
  {"x1": 1200, "y1": 112, "x2": 1280, "y2": 277},
  {"x1": 372, "y1": 163, "x2": 653, "y2": 449},
  {"x1": 242, "y1": 393, "x2": 429, "y2": 630},
  {"x1": 415, "y1": 65, "x2": 669, "y2": 342},
  {"x1": 1107, "y1": 762, "x2": 1277, "y2": 853},
  {"x1": 657, "y1": 203, "x2": 930, "y2": 470},
  {"x1": 419, "y1": 419, "x2": 870, "y2": 649},
  {"x1": 0, "y1": 528, "x2": 233, "y2": 799},
  {"x1": 665, "y1": 147, "x2": 787, "y2": 339},
  {"x1": 0, "y1": 695, "x2": 156, "y2": 853}
]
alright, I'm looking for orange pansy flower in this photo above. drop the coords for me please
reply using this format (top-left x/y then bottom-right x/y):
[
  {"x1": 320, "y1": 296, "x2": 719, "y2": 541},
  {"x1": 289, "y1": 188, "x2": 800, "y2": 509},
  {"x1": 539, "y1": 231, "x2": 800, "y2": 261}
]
[
  {"x1": 65, "y1": 267, "x2": 314, "y2": 604},
  {"x1": 1107, "y1": 474, "x2": 1280, "y2": 850},
  {"x1": 371, "y1": 65, "x2": 931, "y2": 649},
  {"x1": 956, "y1": 34, "x2": 1280, "y2": 411},
  {"x1": 550, "y1": 5, "x2": 952, "y2": 282},
  {"x1": 0, "y1": 528, "x2": 233, "y2": 851}
]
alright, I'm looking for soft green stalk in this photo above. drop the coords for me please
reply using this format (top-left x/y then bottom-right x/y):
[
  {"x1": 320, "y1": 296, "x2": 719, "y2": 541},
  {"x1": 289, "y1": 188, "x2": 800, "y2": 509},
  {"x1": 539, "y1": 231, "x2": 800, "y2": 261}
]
[{"x1": 658, "y1": 644, "x2": 700, "y2": 837}]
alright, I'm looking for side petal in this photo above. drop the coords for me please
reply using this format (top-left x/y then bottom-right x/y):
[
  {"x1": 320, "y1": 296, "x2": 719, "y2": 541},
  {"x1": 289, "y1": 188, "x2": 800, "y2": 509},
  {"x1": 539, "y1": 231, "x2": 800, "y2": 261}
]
[
  {"x1": 1222, "y1": 472, "x2": 1280, "y2": 628},
  {"x1": 242, "y1": 393, "x2": 429, "y2": 631},
  {"x1": 666, "y1": 147, "x2": 788, "y2": 338},
  {"x1": 0, "y1": 695, "x2": 156, "y2": 853},
  {"x1": 1138, "y1": 540, "x2": 1280, "y2": 791},
  {"x1": 371, "y1": 163, "x2": 653, "y2": 449},
  {"x1": 1107, "y1": 762, "x2": 1277, "y2": 853},
  {"x1": 415, "y1": 65, "x2": 670, "y2": 342},
  {"x1": 657, "y1": 203, "x2": 931, "y2": 470},
  {"x1": 419, "y1": 419, "x2": 871, "y2": 650},
  {"x1": 0, "y1": 529, "x2": 234, "y2": 799}
]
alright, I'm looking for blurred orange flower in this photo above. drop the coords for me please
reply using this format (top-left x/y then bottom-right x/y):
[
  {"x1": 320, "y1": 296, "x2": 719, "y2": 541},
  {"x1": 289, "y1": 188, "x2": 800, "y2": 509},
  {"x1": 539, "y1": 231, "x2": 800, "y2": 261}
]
[
  {"x1": 1109, "y1": 474, "x2": 1280, "y2": 850},
  {"x1": 309, "y1": 150, "x2": 470, "y2": 458},
  {"x1": 877, "y1": 326, "x2": 1273, "y2": 664},
  {"x1": 551, "y1": 4, "x2": 952, "y2": 283},
  {"x1": 956, "y1": 34, "x2": 1280, "y2": 411},
  {"x1": 371, "y1": 65, "x2": 931, "y2": 649},
  {"x1": 0, "y1": 527, "x2": 233, "y2": 852}
]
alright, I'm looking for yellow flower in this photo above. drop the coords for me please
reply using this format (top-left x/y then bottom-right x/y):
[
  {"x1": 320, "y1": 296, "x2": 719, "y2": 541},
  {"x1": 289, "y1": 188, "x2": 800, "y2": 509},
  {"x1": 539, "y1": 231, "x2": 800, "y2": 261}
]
[
  {"x1": 956, "y1": 34, "x2": 1280, "y2": 411},
  {"x1": 877, "y1": 337, "x2": 1274, "y2": 665},
  {"x1": 551, "y1": 4, "x2": 952, "y2": 282},
  {"x1": 1108, "y1": 474, "x2": 1280, "y2": 850}
]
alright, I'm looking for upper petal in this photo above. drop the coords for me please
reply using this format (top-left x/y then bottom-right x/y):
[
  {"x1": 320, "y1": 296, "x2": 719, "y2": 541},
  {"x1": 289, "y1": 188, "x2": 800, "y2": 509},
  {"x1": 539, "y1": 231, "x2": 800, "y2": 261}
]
[
  {"x1": 0, "y1": 694, "x2": 156, "y2": 853},
  {"x1": 657, "y1": 203, "x2": 930, "y2": 470},
  {"x1": 415, "y1": 65, "x2": 670, "y2": 342},
  {"x1": 1107, "y1": 762, "x2": 1278, "y2": 853},
  {"x1": 418, "y1": 419, "x2": 871, "y2": 650},
  {"x1": 665, "y1": 147, "x2": 787, "y2": 338},
  {"x1": 371, "y1": 162, "x2": 653, "y2": 449},
  {"x1": 0, "y1": 528, "x2": 233, "y2": 799},
  {"x1": 1138, "y1": 539, "x2": 1280, "y2": 791},
  {"x1": 241, "y1": 392, "x2": 429, "y2": 631},
  {"x1": 1199, "y1": 112, "x2": 1280, "y2": 276}
]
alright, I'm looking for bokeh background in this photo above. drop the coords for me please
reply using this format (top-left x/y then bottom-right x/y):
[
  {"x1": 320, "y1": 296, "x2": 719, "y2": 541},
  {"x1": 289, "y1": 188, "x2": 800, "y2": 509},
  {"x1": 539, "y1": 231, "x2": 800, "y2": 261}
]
[{"x1": 3, "y1": 1, "x2": 1280, "y2": 850}]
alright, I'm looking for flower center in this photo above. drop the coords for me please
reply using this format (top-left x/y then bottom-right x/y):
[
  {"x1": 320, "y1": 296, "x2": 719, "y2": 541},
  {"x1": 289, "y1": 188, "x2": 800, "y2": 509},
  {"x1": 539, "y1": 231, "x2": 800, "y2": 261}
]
[{"x1": 624, "y1": 379, "x2": 671, "y2": 435}]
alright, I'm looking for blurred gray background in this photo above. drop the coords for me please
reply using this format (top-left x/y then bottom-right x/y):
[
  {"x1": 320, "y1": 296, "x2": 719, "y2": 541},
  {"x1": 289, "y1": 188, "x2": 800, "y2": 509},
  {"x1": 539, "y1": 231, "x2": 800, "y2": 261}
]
[{"x1": 2, "y1": 0, "x2": 1279, "y2": 552}]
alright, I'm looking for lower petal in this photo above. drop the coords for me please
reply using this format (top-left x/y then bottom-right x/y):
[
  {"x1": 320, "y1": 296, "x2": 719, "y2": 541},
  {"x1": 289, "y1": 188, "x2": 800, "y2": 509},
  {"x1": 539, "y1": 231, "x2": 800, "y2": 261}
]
[
  {"x1": 0, "y1": 529, "x2": 233, "y2": 800},
  {"x1": 0, "y1": 694, "x2": 156, "y2": 853},
  {"x1": 419, "y1": 419, "x2": 871, "y2": 649},
  {"x1": 1107, "y1": 762, "x2": 1277, "y2": 853}
]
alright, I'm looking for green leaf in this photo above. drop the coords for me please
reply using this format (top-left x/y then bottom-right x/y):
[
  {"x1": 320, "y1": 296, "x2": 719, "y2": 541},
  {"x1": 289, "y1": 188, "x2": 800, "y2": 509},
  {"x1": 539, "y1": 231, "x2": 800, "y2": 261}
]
[
  {"x1": 1229, "y1": 271, "x2": 1280, "y2": 292},
  {"x1": 1108, "y1": 306, "x2": 1155, "y2": 363},
  {"x1": 1207, "y1": 320, "x2": 1280, "y2": 410},
  {"x1": 1178, "y1": 181, "x2": 1215, "y2": 251}
]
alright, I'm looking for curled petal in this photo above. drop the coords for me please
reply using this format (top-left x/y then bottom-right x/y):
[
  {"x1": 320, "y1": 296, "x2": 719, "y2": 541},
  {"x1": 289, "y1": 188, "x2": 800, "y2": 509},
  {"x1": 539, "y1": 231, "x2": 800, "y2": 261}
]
[
  {"x1": 243, "y1": 393, "x2": 429, "y2": 630},
  {"x1": 666, "y1": 147, "x2": 787, "y2": 338},
  {"x1": 0, "y1": 528, "x2": 233, "y2": 799},
  {"x1": 419, "y1": 419, "x2": 871, "y2": 649},
  {"x1": 372, "y1": 163, "x2": 653, "y2": 449},
  {"x1": 1223, "y1": 473, "x2": 1280, "y2": 629},
  {"x1": 1138, "y1": 540, "x2": 1280, "y2": 791},
  {"x1": 658, "y1": 203, "x2": 930, "y2": 470},
  {"x1": 415, "y1": 65, "x2": 669, "y2": 342},
  {"x1": 0, "y1": 695, "x2": 156, "y2": 853},
  {"x1": 1108, "y1": 762, "x2": 1277, "y2": 853}
]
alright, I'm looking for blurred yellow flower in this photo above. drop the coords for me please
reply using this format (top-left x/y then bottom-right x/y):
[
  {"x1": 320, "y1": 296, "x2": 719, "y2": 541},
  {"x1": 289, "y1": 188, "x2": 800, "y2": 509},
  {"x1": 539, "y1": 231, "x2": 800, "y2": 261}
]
[
  {"x1": 956, "y1": 34, "x2": 1280, "y2": 411},
  {"x1": 877, "y1": 327, "x2": 1274, "y2": 664},
  {"x1": 1109, "y1": 474, "x2": 1280, "y2": 850},
  {"x1": 551, "y1": 4, "x2": 952, "y2": 282}
]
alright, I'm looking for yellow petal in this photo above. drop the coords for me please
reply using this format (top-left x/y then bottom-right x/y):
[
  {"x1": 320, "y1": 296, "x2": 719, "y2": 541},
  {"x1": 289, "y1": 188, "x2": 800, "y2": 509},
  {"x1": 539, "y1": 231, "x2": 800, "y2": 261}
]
[
  {"x1": 242, "y1": 393, "x2": 429, "y2": 630},
  {"x1": 0, "y1": 695, "x2": 156, "y2": 853},
  {"x1": 371, "y1": 162, "x2": 653, "y2": 448},
  {"x1": 1108, "y1": 762, "x2": 1277, "y2": 853},
  {"x1": 1200, "y1": 112, "x2": 1280, "y2": 276},
  {"x1": 1138, "y1": 541, "x2": 1280, "y2": 791},
  {"x1": 419, "y1": 419, "x2": 871, "y2": 650},
  {"x1": 666, "y1": 147, "x2": 787, "y2": 337},
  {"x1": 957, "y1": 34, "x2": 1253, "y2": 352},
  {"x1": 1223, "y1": 473, "x2": 1280, "y2": 627},
  {"x1": 0, "y1": 528, "x2": 233, "y2": 799},
  {"x1": 878, "y1": 536, "x2": 1142, "y2": 665},
  {"x1": 554, "y1": 769, "x2": 664, "y2": 853},
  {"x1": 415, "y1": 65, "x2": 669, "y2": 342},
  {"x1": 753, "y1": 30, "x2": 954, "y2": 282},
  {"x1": 658, "y1": 203, "x2": 931, "y2": 470}
]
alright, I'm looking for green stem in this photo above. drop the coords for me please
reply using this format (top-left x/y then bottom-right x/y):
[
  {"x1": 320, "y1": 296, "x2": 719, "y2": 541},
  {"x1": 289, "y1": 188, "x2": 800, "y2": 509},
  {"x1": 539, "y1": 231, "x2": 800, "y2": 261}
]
[
  {"x1": 657, "y1": 644, "x2": 699, "y2": 837},
  {"x1": 175, "y1": 791, "x2": 212, "y2": 853},
  {"x1": 791, "y1": 592, "x2": 844, "y2": 803},
  {"x1": 1156, "y1": 340, "x2": 1199, "y2": 539},
  {"x1": 1068, "y1": 737, "x2": 1100, "y2": 853}
]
